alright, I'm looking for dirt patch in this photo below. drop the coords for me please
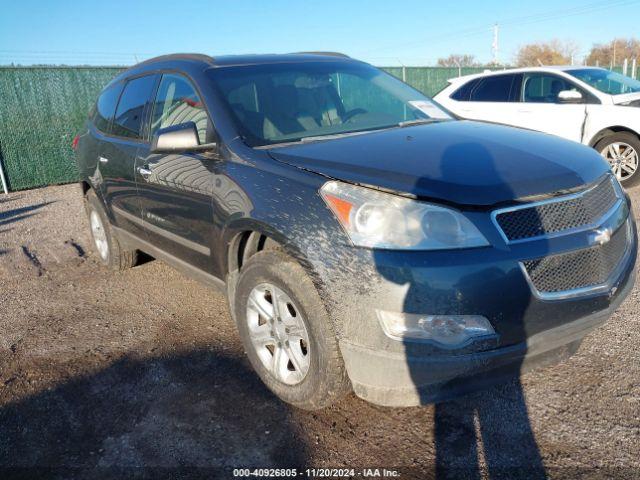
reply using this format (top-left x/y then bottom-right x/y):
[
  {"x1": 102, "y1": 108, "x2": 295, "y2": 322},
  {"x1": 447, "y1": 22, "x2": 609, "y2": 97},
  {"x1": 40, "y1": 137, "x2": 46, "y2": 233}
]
[{"x1": 0, "y1": 183, "x2": 639, "y2": 479}]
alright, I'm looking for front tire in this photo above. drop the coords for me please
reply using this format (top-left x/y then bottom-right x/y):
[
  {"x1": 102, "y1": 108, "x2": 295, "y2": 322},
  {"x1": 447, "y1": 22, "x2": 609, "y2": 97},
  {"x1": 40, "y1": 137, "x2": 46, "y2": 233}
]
[
  {"x1": 595, "y1": 132, "x2": 640, "y2": 187},
  {"x1": 233, "y1": 250, "x2": 350, "y2": 410},
  {"x1": 84, "y1": 189, "x2": 138, "y2": 271}
]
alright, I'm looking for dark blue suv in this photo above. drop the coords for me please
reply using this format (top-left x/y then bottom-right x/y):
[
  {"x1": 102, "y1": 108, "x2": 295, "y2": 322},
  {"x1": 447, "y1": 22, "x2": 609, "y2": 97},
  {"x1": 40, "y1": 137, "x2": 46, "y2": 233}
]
[{"x1": 75, "y1": 53, "x2": 637, "y2": 409}]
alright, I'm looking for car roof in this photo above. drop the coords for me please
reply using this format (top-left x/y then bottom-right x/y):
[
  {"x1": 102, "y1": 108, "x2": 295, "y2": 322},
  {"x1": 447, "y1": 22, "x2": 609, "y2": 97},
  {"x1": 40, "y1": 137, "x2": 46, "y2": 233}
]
[
  {"x1": 106, "y1": 52, "x2": 358, "y2": 88},
  {"x1": 447, "y1": 65, "x2": 605, "y2": 84},
  {"x1": 209, "y1": 52, "x2": 354, "y2": 67}
]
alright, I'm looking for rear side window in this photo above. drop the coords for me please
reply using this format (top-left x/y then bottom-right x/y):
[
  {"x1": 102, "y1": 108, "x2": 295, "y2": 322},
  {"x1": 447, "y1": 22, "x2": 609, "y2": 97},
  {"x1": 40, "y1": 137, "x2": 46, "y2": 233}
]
[
  {"x1": 112, "y1": 75, "x2": 157, "y2": 139},
  {"x1": 151, "y1": 74, "x2": 209, "y2": 144},
  {"x1": 93, "y1": 83, "x2": 123, "y2": 133},
  {"x1": 469, "y1": 74, "x2": 517, "y2": 102},
  {"x1": 450, "y1": 78, "x2": 481, "y2": 101}
]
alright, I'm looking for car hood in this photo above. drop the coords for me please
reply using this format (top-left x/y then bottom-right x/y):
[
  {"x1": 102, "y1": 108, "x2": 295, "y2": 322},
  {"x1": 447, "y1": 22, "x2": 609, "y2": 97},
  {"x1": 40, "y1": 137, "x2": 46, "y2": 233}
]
[
  {"x1": 612, "y1": 92, "x2": 640, "y2": 105},
  {"x1": 268, "y1": 120, "x2": 609, "y2": 206}
]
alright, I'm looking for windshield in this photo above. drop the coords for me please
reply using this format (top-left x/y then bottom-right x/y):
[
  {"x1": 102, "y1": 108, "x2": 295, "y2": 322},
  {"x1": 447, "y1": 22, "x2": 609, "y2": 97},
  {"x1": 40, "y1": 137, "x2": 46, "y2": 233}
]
[
  {"x1": 207, "y1": 61, "x2": 451, "y2": 147},
  {"x1": 568, "y1": 68, "x2": 640, "y2": 95}
]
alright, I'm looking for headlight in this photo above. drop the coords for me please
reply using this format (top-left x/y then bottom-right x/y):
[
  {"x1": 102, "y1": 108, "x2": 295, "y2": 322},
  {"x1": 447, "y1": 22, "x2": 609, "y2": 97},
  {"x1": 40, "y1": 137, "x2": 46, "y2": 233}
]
[{"x1": 320, "y1": 181, "x2": 489, "y2": 250}]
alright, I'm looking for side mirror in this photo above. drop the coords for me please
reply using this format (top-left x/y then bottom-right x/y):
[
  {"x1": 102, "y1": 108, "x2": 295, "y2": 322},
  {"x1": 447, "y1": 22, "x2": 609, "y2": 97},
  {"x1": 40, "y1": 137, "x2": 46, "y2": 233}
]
[
  {"x1": 557, "y1": 90, "x2": 583, "y2": 104},
  {"x1": 150, "y1": 122, "x2": 217, "y2": 153}
]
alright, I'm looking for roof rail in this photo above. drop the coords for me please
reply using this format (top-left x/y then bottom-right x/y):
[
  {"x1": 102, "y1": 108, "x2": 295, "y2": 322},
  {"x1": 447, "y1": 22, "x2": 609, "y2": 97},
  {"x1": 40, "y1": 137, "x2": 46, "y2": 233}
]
[
  {"x1": 293, "y1": 51, "x2": 350, "y2": 58},
  {"x1": 134, "y1": 53, "x2": 215, "y2": 67}
]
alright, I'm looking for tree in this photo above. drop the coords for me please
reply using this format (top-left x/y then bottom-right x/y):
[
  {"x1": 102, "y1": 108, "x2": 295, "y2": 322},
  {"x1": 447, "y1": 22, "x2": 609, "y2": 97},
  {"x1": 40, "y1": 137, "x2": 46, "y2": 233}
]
[
  {"x1": 587, "y1": 38, "x2": 640, "y2": 66},
  {"x1": 436, "y1": 54, "x2": 480, "y2": 67},
  {"x1": 514, "y1": 40, "x2": 579, "y2": 67}
]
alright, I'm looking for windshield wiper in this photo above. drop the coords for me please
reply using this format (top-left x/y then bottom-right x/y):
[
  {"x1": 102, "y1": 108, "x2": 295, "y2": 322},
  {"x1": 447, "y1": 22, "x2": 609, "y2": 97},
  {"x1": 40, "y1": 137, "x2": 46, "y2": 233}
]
[
  {"x1": 300, "y1": 130, "x2": 372, "y2": 143},
  {"x1": 397, "y1": 118, "x2": 443, "y2": 128}
]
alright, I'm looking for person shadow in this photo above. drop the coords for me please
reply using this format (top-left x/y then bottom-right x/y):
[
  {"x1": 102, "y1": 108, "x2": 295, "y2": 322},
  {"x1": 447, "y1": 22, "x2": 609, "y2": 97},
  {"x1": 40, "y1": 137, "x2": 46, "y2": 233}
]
[{"x1": 372, "y1": 137, "x2": 568, "y2": 478}]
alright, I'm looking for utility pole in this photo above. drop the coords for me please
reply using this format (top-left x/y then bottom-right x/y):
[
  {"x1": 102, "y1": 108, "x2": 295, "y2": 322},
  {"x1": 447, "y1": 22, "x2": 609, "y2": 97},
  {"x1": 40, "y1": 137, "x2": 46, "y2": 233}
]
[{"x1": 491, "y1": 24, "x2": 499, "y2": 65}]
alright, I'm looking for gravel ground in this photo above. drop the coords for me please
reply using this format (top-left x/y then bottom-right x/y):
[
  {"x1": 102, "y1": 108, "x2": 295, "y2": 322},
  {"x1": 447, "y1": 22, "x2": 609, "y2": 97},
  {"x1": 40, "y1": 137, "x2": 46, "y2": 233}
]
[{"x1": 0, "y1": 183, "x2": 639, "y2": 480}]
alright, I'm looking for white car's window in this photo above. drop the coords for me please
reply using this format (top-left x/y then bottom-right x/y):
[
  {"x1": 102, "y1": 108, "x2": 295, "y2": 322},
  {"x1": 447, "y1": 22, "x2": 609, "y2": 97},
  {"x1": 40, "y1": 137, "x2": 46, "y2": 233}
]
[
  {"x1": 522, "y1": 74, "x2": 580, "y2": 104},
  {"x1": 568, "y1": 68, "x2": 640, "y2": 95},
  {"x1": 451, "y1": 74, "x2": 519, "y2": 102}
]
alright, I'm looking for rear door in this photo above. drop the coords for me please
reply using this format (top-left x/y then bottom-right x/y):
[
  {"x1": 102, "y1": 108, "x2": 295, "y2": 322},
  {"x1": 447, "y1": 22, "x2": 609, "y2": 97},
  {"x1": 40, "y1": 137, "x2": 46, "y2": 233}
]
[
  {"x1": 99, "y1": 74, "x2": 158, "y2": 238},
  {"x1": 509, "y1": 72, "x2": 588, "y2": 142},
  {"x1": 448, "y1": 73, "x2": 523, "y2": 126},
  {"x1": 134, "y1": 72, "x2": 217, "y2": 271},
  {"x1": 87, "y1": 81, "x2": 123, "y2": 196}
]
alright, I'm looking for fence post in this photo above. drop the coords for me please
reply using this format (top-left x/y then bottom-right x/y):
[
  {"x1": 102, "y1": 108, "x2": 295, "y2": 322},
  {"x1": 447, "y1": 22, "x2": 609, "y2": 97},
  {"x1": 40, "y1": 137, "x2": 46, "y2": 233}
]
[
  {"x1": 0, "y1": 157, "x2": 8, "y2": 194},
  {"x1": 632, "y1": 58, "x2": 637, "y2": 79},
  {"x1": 623, "y1": 58, "x2": 628, "y2": 76},
  {"x1": 402, "y1": 66, "x2": 406, "y2": 82}
]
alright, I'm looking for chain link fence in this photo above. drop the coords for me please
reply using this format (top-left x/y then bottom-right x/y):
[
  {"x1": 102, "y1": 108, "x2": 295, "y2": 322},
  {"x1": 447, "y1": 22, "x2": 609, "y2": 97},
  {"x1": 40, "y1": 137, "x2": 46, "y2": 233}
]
[{"x1": 0, "y1": 67, "x2": 122, "y2": 191}]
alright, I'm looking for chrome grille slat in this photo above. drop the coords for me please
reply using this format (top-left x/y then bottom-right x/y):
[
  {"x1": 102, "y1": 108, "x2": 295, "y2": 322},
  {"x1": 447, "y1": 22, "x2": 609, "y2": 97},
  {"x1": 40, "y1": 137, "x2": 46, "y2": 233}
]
[{"x1": 495, "y1": 175, "x2": 619, "y2": 242}]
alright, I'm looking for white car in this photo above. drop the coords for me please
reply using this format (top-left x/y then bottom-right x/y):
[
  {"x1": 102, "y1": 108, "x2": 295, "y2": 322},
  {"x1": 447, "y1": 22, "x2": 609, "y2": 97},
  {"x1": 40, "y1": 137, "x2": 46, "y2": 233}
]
[{"x1": 434, "y1": 66, "x2": 640, "y2": 187}]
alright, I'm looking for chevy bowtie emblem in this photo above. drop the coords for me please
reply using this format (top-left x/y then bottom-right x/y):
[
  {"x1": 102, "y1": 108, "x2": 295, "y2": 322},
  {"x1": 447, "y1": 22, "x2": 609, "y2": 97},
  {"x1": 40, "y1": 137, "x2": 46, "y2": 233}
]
[{"x1": 590, "y1": 228, "x2": 613, "y2": 245}]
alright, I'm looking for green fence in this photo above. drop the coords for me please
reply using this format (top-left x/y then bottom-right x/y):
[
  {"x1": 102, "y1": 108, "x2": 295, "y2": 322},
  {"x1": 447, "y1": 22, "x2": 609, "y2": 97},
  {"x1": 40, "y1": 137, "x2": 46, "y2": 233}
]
[
  {"x1": 0, "y1": 67, "x2": 122, "y2": 191},
  {"x1": 0, "y1": 65, "x2": 637, "y2": 192},
  {"x1": 382, "y1": 66, "x2": 495, "y2": 95}
]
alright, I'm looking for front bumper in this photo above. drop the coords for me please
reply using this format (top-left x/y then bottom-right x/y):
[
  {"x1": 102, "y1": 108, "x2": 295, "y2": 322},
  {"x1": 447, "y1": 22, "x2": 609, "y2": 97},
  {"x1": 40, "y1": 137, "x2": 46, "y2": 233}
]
[{"x1": 340, "y1": 263, "x2": 635, "y2": 407}]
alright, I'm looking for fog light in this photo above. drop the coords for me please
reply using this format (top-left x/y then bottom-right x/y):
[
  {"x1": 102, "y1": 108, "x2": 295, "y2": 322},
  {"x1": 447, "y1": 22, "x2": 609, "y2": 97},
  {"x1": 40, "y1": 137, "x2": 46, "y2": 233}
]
[{"x1": 377, "y1": 310, "x2": 495, "y2": 346}]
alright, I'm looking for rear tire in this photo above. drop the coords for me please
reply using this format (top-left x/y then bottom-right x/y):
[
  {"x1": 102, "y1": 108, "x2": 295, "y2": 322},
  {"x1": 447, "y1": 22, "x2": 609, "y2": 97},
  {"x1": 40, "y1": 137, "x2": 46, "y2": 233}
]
[
  {"x1": 595, "y1": 132, "x2": 640, "y2": 187},
  {"x1": 233, "y1": 249, "x2": 350, "y2": 410},
  {"x1": 84, "y1": 189, "x2": 138, "y2": 271}
]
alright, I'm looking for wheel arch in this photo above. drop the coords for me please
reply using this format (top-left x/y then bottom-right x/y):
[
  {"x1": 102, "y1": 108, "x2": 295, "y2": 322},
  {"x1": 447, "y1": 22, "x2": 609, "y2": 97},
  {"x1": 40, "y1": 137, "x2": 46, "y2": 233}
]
[
  {"x1": 222, "y1": 219, "x2": 318, "y2": 310},
  {"x1": 223, "y1": 219, "x2": 312, "y2": 277},
  {"x1": 588, "y1": 126, "x2": 640, "y2": 147},
  {"x1": 80, "y1": 180, "x2": 91, "y2": 196},
  {"x1": 80, "y1": 179, "x2": 116, "y2": 223}
]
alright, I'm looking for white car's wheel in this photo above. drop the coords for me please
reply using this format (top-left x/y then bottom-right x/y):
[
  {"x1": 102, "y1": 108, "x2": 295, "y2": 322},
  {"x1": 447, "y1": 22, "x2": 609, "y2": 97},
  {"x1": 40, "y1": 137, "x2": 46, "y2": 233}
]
[{"x1": 596, "y1": 132, "x2": 640, "y2": 187}]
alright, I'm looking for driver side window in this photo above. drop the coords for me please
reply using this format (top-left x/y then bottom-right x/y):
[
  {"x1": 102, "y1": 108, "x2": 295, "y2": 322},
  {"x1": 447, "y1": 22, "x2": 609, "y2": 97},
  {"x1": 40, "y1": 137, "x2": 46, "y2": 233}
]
[
  {"x1": 523, "y1": 74, "x2": 582, "y2": 104},
  {"x1": 151, "y1": 74, "x2": 209, "y2": 143}
]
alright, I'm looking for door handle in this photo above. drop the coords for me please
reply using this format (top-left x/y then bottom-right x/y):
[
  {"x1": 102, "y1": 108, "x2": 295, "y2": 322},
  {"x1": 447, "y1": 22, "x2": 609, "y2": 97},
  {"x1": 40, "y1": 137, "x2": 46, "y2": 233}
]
[
  {"x1": 137, "y1": 166, "x2": 153, "y2": 179},
  {"x1": 98, "y1": 156, "x2": 109, "y2": 164}
]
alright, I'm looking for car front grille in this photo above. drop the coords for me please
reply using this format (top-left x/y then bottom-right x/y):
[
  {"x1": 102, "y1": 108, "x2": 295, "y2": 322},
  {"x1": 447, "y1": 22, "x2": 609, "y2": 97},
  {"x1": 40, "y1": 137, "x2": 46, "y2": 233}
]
[
  {"x1": 495, "y1": 175, "x2": 619, "y2": 242},
  {"x1": 522, "y1": 221, "x2": 630, "y2": 296}
]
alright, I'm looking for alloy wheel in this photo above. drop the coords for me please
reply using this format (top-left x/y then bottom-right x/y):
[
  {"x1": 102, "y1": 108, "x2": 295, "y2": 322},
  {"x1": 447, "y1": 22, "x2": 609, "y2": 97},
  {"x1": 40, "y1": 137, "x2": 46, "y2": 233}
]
[
  {"x1": 90, "y1": 210, "x2": 109, "y2": 260},
  {"x1": 601, "y1": 142, "x2": 639, "y2": 181},
  {"x1": 246, "y1": 283, "x2": 311, "y2": 385}
]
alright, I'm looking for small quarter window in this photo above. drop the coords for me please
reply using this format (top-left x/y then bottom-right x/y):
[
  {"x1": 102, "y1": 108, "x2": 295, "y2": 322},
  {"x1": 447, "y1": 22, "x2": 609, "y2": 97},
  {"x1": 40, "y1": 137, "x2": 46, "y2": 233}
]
[
  {"x1": 451, "y1": 78, "x2": 481, "y2": 101},
  {"x1": 93, "y1": 83, "x2": 123, "y2": 133}
]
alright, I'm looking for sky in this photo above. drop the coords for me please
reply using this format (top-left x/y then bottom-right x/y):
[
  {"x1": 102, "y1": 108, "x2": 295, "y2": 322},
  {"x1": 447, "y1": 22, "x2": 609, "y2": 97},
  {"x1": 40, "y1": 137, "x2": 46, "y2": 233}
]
[{"x1": 0, "y1": 0, "x2": 639, "y2": 67}]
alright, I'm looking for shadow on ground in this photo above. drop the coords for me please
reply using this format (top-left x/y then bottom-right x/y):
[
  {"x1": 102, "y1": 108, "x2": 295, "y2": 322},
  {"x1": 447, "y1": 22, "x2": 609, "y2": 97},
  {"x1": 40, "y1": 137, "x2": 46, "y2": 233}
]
[
  {"x1": 0, "y1": 202, "x2": 54, "y2": 228},
  {"x1": 0, "y1": 349, "x2": 308, "y2": 480}
]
